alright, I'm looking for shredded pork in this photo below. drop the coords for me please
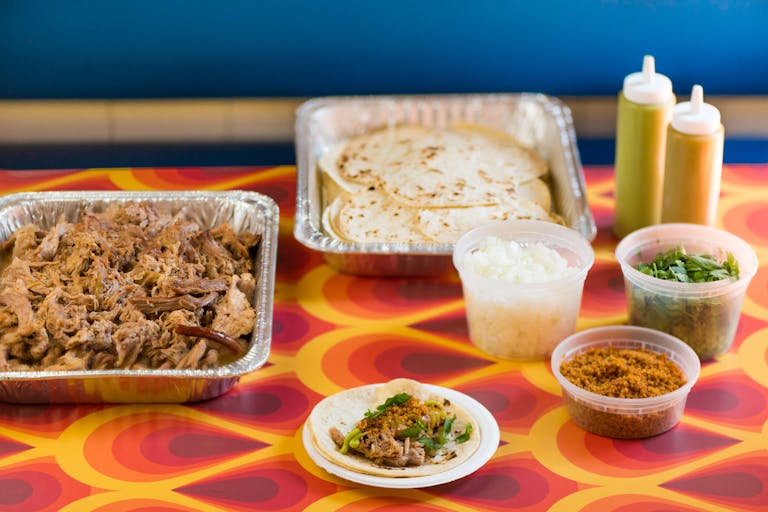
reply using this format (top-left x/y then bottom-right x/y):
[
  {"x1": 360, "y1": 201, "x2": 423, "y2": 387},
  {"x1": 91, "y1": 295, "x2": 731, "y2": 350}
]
[{"x1": 0, "y1": 202, "x2": 260, "y2": 371}]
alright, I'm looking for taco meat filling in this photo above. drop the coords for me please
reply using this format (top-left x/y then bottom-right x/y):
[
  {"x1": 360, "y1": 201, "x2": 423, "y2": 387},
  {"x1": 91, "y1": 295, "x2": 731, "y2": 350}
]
[{"x1": 328, "y1": 392, "x2": 473, "y2": 468}]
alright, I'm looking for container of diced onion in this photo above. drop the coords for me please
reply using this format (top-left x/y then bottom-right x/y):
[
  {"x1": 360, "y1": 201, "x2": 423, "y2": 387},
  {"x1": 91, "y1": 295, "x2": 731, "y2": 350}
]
[{"x1": 453, "y1": 220, "x2": 594, "y2": 359}]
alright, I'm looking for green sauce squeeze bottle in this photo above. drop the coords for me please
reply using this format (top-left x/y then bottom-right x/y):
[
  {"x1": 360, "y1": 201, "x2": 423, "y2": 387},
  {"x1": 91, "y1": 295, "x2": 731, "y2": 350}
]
[
  {"x1": 613, "y1": 55, "x2": 675, "y2": 238},
  {"x1": 661, "y1": 85, "x2": 724, "y2": 226}
]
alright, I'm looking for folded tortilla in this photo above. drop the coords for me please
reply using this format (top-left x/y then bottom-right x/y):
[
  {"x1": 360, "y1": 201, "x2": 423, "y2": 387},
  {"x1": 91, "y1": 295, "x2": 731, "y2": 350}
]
[
  {"x1": 417, "y1": 198, "x2": 563, "y2": 244},
  {"x1": 318, "y1": 123, "x2": 559, "y2": 244},
  {"x1": 323, "y1": 187, "x2": 562, "y2": 244},
  {"x1": 306, "y1": 378, "x2": 481, "y2": 478}
]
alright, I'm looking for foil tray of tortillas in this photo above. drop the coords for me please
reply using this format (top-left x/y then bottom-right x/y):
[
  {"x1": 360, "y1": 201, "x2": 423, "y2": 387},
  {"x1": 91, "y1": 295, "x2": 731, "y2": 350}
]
[
  {"x1": 0, "y1": 190, "x2": 278, "y2": 403},
  {"x1": 294, "y1": 93, "x2": 596, "y2": 276}
]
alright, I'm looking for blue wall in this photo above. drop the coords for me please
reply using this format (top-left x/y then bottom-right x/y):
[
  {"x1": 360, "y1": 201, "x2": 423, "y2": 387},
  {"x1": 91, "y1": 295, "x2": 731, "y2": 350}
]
[{"x1": 1, "y1": 1, "x2": 767, "y2": 100}]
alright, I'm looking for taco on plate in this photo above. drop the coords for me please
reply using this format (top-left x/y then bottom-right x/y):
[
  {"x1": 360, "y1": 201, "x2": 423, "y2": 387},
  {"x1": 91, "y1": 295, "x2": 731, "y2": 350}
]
[{"x1": 306, "y1": 378, "x2": 481, "y2": 477}]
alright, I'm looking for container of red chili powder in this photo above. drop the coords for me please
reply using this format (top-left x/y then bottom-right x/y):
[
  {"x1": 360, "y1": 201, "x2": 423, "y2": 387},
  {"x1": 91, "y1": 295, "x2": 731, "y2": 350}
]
[{"x1": 551, "y1": 325, "x2": 700, "y2": 439}]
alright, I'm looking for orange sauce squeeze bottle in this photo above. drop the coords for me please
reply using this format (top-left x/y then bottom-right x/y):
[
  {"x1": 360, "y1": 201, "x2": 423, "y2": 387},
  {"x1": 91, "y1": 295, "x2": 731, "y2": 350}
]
[{"x1": 661, "y1": 84, "x2": 724, "y2": 226}]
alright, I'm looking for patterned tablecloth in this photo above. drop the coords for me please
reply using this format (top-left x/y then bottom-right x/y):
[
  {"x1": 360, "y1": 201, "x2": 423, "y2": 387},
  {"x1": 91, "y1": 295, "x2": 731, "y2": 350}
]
[{"x1": 0, "y1": 165, "x2": 766, "y2": 512}]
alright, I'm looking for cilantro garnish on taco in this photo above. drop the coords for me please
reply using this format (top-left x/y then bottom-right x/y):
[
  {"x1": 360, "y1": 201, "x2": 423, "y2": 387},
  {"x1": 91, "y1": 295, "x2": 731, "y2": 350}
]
[{"x1": 306, "y1": 378, "x2": 481, "y2": 478}]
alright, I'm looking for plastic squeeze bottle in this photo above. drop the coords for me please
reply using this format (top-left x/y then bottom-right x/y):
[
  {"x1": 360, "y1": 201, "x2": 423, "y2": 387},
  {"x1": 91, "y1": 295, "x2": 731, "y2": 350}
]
[
  {"x1": 613, "y1": 55, "x2": 675, "y2": 238},
  {"x1": 661, "y1": 85, "x2": 724, "y2": 226}
]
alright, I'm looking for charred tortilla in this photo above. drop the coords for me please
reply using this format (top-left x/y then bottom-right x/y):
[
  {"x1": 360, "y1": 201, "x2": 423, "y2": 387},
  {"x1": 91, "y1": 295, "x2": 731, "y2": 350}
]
[
  {"x1": 306, "y1": 379, "x2": 481, "y2": 478},
  {"x1": 373, "y1": 125, "x2": 547, "y2": 208},
  {"x1": 318, "y1": 123, "x2": 559, "y2": 244},
  {"x1": 323, "y1": 188, "x2": 562, "y2": 244}
]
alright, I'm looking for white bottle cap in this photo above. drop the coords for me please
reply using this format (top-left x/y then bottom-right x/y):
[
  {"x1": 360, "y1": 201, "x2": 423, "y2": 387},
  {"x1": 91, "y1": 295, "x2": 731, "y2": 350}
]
[
  {"x1": 622, "y1": 55, "x2": 674, "y2": 104},
  {"x1": 671, "y1": 85, "x2": 721, "y2": 135}
]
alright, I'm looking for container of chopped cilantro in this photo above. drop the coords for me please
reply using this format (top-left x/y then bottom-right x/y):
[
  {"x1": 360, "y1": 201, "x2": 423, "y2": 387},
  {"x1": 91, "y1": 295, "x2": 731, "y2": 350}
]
[{"x1": 615, "y1": 223, "x2": 757, "y2": 360}]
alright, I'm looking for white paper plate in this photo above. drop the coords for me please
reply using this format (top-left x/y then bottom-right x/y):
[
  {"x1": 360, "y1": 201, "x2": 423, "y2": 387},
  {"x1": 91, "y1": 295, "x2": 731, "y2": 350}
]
[{"x1": 302, "y1": 383, "x2": 500, "y2": 488}]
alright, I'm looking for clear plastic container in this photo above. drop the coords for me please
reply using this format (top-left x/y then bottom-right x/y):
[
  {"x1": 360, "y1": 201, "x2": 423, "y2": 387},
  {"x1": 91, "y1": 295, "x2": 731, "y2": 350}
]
[
  {"x1": 453, "y1": 220, "x2": 594, "y2": 360},
  {"x1": 615, "y1": 223, "x2": 758, "y2": 361},
  {"x1": 551, "y1": 325, "x2": 701, "y2": 439}
]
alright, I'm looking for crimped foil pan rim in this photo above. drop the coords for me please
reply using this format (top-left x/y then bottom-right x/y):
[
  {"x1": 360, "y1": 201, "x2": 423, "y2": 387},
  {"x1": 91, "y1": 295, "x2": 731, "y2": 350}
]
[
  {"x1": 542, "y1": 95, "x2": 596, "y2": 241},
  {"x1": 293, "y1": 92, "x2": 596, "y2": 259},
  {"x1": 0, "y1": 190, "x2": 279, "y2": 382}
]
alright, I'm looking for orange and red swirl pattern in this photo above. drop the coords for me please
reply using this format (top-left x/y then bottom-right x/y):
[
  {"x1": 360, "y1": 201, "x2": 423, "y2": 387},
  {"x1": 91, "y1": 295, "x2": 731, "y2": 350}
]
[{"x1": 0, "y1": 164, "x2": 766, "y2": 511}]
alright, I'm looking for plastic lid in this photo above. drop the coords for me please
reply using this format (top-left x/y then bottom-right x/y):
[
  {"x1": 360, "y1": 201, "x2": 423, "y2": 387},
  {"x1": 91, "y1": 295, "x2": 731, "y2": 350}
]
[
  {"x1": 670, "y1": 85, "x2": 721, "y2": 135},
  {"x1": 622, "y1": 55, "x2": 674, "y2": 104}
]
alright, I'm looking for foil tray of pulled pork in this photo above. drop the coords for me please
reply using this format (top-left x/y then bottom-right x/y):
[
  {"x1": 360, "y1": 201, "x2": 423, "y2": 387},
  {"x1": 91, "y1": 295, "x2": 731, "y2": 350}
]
[
  {"x1": 294, "y1": 93, "x2": 596, "y2": 276},
  {"x1": 0, "y1": 190, "x2": 278, "y2": 403}
]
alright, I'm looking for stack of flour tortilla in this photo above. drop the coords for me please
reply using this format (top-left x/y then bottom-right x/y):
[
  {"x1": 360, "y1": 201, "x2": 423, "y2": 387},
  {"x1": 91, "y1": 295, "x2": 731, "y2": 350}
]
[{"x1": 319, "y1": 123, "x2": 563, "y2": 244}]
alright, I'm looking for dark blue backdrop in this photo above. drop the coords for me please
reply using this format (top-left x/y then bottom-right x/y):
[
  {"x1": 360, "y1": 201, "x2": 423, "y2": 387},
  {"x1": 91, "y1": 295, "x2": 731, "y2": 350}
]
[{"x1": 2, "y1": 1, "x2": 767, "y2": 100}]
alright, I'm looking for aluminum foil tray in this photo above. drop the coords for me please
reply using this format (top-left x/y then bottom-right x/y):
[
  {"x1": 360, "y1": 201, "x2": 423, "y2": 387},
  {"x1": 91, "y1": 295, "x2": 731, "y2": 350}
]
[
  {"x1": 0, "y1": 190, "x2": 279, "y2": 403},
  {"x1": 294, "y1": 93, "x2": 596, "y2": 276}
]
